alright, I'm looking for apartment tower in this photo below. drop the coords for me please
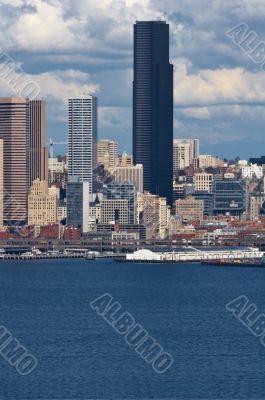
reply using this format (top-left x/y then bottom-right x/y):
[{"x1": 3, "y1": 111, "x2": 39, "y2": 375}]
[{"x1": 68, "y1": 95, "x2": 98, "y2": 193}]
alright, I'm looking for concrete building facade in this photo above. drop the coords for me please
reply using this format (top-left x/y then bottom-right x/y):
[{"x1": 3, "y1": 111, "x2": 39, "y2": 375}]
[
  {"x1": 175, "y1": 197, "x2": 204, "y2": 222},
  {"x1": 194, "y1": 173, "x2": 213, "y2": 192},
  {"x1": 101, "y1": 200, "x2": 129, "y2": 225},
  {"x1": 28, "y1": 179, "x2": 57, "y2": 226},
  {"x1": 173, "y1": 141, "x2": 191, "y2": 171},
  {"x1": 97, "y1": 139, "x2": 118, "y2": 170},
  {"x1": 137, "y1": 191, "x2": 169, "y2": 239},
  {"x1": 111, "y1": 164, "x2": 143, "y2": 193},
  {"x1": 68, "y1": 95, "x2": 97, "y2": 193},
  {"x1": 249, "y1": 195, "x2": 265, "y2": 221}
]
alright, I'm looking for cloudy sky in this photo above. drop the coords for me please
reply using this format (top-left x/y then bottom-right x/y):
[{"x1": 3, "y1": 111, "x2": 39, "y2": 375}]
[{"x1": 0, "y1": 0, "x2": 264, "y2": 158}]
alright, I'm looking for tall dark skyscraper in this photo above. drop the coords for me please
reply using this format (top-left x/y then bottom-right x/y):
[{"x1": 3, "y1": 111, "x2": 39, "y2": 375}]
[
  {"x1": 133, "y1": 20, "x2": 173, "y2": 204},
  {"x1": 29, "y1": 100, "x2": 48, "y2": 187}
]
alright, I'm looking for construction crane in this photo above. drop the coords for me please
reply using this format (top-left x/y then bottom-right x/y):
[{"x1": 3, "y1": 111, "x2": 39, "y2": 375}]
[
  {"x1": 49, "y1": 138, "x2": 67, "y2": 159},
  {"x1": 49, "y1": 138, "x2": 67, "y2": 184}
]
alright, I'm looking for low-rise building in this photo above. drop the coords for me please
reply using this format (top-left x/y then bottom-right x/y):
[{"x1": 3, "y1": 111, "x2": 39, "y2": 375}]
[
  {"x1": 39, "y1": 223, "x2": 59, "y2": 239},
  {"x1": 111, "y1": 231, "x2": 140, "y2": 250},
  {"x1": 101, "y1": 200, "x2": 128, "y2": 224},
  {"x1": 241, "y1": 164, "x2": 263, "y2": 179},
  {"x1": 212, "y1": 178, "x2": 248, "y2": 216},
  {"x1": 193, "y1": 155, "x2": 224, "y2": 169},
  {"x1": 194, "y1": 191, "x2": 214, "y2": 216},
  {"x1": 194, "y1": 173, "x2": 213, "y2": 192},
  {"x1": 88, "y1": 204, "x2": 102, "y2": 231},
  {"x1": 64, "y1": 226, "x2": 81, "y2": 240},
  {"x1": 175, "y1": 197, "x2": 204, "y2": 222},
  {"x1": 57, "y1": 201, "x2": 67, "y2": 222}
]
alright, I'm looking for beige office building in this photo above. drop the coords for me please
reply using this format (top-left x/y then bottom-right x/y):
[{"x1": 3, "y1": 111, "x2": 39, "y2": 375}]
[
  {"x1": 101, "y1": 199, "x2": 128, "y2": 224},
  {"x1": 98, "y1": 139, "x2": 118, "y2": 170},
  {"x1": 29, "y1": 100, "x2": 48, "y2": 186},
  {"x1": 249, "y1": 195, "x2": 265, "y2": 221},
  {"x1": 118, "y1": 152, "x2": 133, "y2": 167},
  {"x1": 175, "y1": 197, "x2": 204, "y2": 222},
  {"x1": 111, "y1": 164, "x2": 143, "y2": 193},
  {"x1": 194, "y1": 173, "x2": 213, "y2": 192},
  {"x1": 137, "y1": 192, "x2": 170, "y2": 239},
  {"x1": 193, "y1": 155, "x2": 224, "y2": 169},
  {"x1": 89, "y1": 205, "x2": 102, "y2": 231},
  {"x1": 28, "y1": 179, "x2": 57, "y2": 226},
  {"x1": 48, "y1": 157, "x2": 66, "y2": 174}
]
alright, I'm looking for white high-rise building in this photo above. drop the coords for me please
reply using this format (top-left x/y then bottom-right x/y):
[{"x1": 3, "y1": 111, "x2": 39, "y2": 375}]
[
  {"x1": 173, "y1": 139, "x2": 200, "y2": 172},
  {"x1": 68, "y1": 95, "x2": 98, "y2": 193},
  {"x1": 173, "y1": 141, "x2": 191, "y2": 171}
]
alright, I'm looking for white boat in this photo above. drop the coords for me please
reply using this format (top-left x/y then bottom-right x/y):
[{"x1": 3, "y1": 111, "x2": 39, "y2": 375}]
[
  {"x1": 85, "y1": 252, "x2": 96, "y2": 260},
  {"x1": 31, "y1": 247, "x2": 42, "y2": 255},
  {"x1": 20, "y1": 252, "x2": 34, "y2": 259},
  {"x1": 0, "y1": 249, "x2": 5, "y2": 259}
]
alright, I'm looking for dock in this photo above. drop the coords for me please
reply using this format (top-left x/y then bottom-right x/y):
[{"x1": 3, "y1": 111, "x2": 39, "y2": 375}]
[{"x1": 122, "y1": 247, "x2": 264, "y2": 263}]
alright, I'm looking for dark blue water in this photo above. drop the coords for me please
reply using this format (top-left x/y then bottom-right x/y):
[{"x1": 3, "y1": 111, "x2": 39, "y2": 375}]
[{"x1": 0, "y1": 259, "x2": 265, "y2": 399}]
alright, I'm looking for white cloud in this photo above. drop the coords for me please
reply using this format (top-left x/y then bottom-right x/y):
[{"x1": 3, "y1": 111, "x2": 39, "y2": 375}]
[
  {"x1": 0, "y1": 0, "x2": 265, "y2": 156},
  {"x1": 181, "y1": 107, "x2": 211, "y2": 119},
  {"x1": 0, "y1": 0, "x2": 163, "y2": 54},
  {"x1": 35, "y1": 69, "x2": 99, "y2": 101},
  {"x1": 174, "y1": 58, "x2": 265, "y2": 106}
]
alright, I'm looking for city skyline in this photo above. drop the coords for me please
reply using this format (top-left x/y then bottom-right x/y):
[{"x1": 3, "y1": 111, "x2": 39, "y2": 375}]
[
  {"x1": 0, "y1": 2, "x2": 264, "y2": 158},
  {"x1": 2, "y1": 3, "x2": 265, "y2": 400}
]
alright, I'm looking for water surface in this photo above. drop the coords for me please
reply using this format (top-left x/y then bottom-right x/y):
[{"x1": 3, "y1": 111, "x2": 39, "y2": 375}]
[{"x1": 0, "y1": 259, "x2": 264, "y2": 399}]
